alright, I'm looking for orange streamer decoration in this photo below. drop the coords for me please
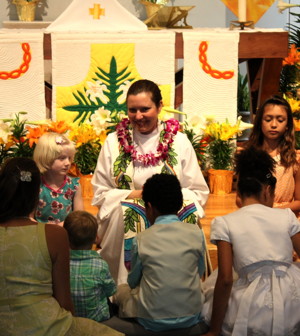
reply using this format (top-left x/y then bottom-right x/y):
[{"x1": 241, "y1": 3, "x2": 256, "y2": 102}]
[
  {"x1": 0, "y1": 43, "x2": 31, "y2": 80},
  {"x1": 199, "y1": 41, "x2": 234, "y2": 80}
]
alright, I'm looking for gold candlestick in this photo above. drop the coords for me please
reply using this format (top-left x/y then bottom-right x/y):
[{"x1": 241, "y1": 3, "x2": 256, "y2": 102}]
[{"x1": 230, "y1": 20, "x2": 254, "y2": 30}]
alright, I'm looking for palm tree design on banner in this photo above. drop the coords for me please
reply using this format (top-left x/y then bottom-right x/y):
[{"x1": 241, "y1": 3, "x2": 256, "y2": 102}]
[{"x1": 62, "y1": 56, "x2": 135, "y2": 124}]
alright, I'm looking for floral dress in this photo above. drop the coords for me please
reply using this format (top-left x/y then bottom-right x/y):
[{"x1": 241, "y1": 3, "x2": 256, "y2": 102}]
[{"x1": 35, "y1": 176, "x2": 80, "y2": 224}]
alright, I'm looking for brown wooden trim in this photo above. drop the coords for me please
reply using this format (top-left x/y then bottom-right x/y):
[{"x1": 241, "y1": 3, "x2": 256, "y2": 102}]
[
  {"x1": 44, "y1": 33, "x2": 52, "y2": 60},
  {"x1": 238, "y1": 31, "x2": 289, "y2": 59},
  {"x1": 175, "y1": 31, "x2": 289, "y2": 60}
]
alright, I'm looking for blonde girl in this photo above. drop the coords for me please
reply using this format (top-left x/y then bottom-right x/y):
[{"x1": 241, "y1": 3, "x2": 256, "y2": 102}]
[{"x1": 34, "y1": 132, "x2": 83, "y2": 225}]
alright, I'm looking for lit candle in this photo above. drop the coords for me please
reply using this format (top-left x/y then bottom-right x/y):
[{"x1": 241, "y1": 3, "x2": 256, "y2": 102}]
[{"x1": 238, "y1": 0, "x2": 247, "y2": 22}]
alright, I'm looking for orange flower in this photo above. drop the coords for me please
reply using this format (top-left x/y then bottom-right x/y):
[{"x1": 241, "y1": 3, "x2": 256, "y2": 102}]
[
  {"x1": 283, "y1": 44, "x2": 300, "y2": 66},
  {"x1": 26, "y1": 125, "x2": 48, "y2": 147},
  {"x1": 48, "y1": 120, "x2": 70, "y2": 134},
  {"x1": 294, "y1": 119, "x2": 300, "y2": 132}
]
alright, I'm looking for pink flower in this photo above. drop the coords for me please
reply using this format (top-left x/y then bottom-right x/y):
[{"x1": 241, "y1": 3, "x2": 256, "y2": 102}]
[
  {"x1": 51, "y1": 201, "x2": 64, "y2": 214},
  {"x1": 51, "y1": 191, "x2": 59, "y2": 198},
  {"x1": 64, "y1": 188, "x2": 74, "y2": 200},
  {"x1": 38, "y1": 199, "x2": 46, "y2": 208},
  {"x1": 116, "y1": 118, "x2": 179, "y2": 167}
]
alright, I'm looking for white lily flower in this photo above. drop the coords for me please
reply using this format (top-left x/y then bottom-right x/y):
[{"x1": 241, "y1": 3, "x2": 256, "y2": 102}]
[
  {"x1": 0, "y1": 120, "x2": 12, "y2": 143},
  {"x1": 160, "y1": 106, "x2": 186, "y2": 122},
  {"x1": 237, "y1": 116, "x2": 253, "y2": 132},
  {"x1": 90, "y1": 107, "x2": 111, "y2": 135},
  {"x1": 185, "y1": 114, "x2": 206, "y2": 134},
  {"x1": 117, "y1": 80, "x2": 132, "y2": 104},
  {"x1": 86, "y1": 81, "x2": 109, "y2": 104},
  {"x1": 277, "y1": 0, "x2": 300, "y2": 14}
]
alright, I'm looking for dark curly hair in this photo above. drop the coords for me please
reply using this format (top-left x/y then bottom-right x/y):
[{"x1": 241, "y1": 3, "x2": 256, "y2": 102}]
[
  {"x1": 235, "y1": 147, "x2": 276, "y2": 199},
  {"x1": 0, "y1": 157, "x2": 41, "y2": 222},
  {"x1": 126, "y1": 79, "x2": 162, "y2": 108},
  {"x1": 245, "y1": 95, "x2": 296, "y2": 168},
  {"x1": 142, "y1": 174, "x2": 183, "y2": 215}
]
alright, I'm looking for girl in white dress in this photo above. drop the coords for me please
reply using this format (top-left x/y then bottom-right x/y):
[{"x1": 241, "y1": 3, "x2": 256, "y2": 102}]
[{"x1": 202, "y1": 147, "x2": 300, "y2": 336}]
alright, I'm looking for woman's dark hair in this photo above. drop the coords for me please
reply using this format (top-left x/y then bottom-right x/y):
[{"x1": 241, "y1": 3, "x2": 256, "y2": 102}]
[
  {"x1": 235, "y1": 147, "x2": 276, "y2": 199},
  {"x1": 0, "y1": 157, "x2": 41, "y2": 222},
  {"x1": 245, "y1": 95, "x2": 296, "y2": 168},
  {"x1": 126, "y1": 79, "x2": 162, "y2": 108},
  {"x1": 142, "y1": 173, "x2": 183, "y2": 214}
]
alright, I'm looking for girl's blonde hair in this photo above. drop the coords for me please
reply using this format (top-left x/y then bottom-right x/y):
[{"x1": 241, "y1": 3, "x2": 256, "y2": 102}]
[{"x1": 33, "y1": 132, "x2": 75, "y2": 174}]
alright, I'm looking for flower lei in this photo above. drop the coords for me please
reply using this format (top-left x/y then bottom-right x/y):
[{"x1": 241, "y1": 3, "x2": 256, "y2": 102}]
[{"x1": 116, "y1": 118, "x2": 180, "y2": 166}]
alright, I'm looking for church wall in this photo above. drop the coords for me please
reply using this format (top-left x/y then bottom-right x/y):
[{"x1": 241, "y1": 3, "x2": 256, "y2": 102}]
[{"x1": 0, "y1": 0, "x2": 292, "y2": 30}]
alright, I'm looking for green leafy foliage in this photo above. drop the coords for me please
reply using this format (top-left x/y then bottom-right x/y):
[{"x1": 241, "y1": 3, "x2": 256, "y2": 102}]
[
  {"x1": 280, "y1": 64, "x2": 299, "y2": 94},
  {"x1": 207, "y1": 139, "x2": 234, "y2": 170},
  {"x1": 280, "y1": 12, "x2": 300, "y2": 95},
  {"x1": 73, "y1": 141, "x2": 101, "y2": 175},
  {"x1": 182, "y1": 123, "x2": 206, "y2": 168},
  {"x1": 183, "y1": 213, "x2": 197, "y2": 224},
  {"x1": 124, "y1": 207, "x2": 139, "y2": 233},
  {"x1": 0, "y1": 112, "x2": 33, "y2": 166},
  {"x1": 237, "y1": 71, "x2": 250, "y2": 112},
  {"x1": 287, "y1": 12, "x2": 300, "y2": 48},
  {"x1": 113, "y1": 151, "x2": 132, "y2": 189}
]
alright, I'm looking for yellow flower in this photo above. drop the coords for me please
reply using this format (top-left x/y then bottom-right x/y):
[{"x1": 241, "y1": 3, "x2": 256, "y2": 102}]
[
  {"x1": 69, "y1": 123, "x2": 99, "y2": 148},
  {"x1": 201, "y1": 116, "x2": 253, "y2": 170},
  {"x1": 287, "y1": 97, "x2": 300, "y2": 114},
  {"x1": 219, "y1": 123, "x2": 239, "y2": 141},
  {"x1": 202, "y1": 117, "x2": 252, "y2": 142}
]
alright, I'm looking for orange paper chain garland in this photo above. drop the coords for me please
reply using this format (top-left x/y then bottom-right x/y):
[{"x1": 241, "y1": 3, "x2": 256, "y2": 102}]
[
  {"x1": 199, "y1": 41, "x2": 234, "y2": 80},
  {"x1": 0, "y1": 43, "x2": 31, "y2": 80}
]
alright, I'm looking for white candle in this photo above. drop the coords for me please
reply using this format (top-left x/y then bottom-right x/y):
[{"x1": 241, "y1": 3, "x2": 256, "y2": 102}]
[{"x1": 238, "y1": 0, "x2": 247, "y2": 22}]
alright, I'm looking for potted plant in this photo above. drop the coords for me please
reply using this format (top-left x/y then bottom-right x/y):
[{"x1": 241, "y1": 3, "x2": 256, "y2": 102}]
[
  {"x1": 12, "y1": 0, "x2": 40, "y2": 22},
  {"x1": 201, "y1": 116, "x2": 252, "y2": 195}
]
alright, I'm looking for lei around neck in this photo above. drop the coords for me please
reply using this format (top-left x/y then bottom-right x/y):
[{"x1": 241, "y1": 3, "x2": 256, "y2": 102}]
[{"x1": 116, "y1": 118, "x2": 179, "y2": 167}]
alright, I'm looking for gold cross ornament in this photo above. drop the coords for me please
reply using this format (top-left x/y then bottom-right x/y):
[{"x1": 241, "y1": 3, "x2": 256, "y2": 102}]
[{"x1": 89, "y1": 4, "x2": 105, "y2": 20}]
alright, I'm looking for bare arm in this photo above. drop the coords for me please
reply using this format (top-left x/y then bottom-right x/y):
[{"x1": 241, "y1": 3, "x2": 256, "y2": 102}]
[
  {"x1": 45, "y1": 224, "x2": 74, "y2": 314},
  {"x1": 126, "y1": 189, "x2": 142, "y2": 199},
  {"x1": 277, "y1": 167, "x2": 300, "y2": 213},
  {"x1": 203, "y1": 240, "x2": 233, "y2": 336},
  {"x1": 73, "y1": 184, "x2": 84, "y2": 211},
  {"x1": 292, "y1": 232, "x2": 300, "y2": 258}
]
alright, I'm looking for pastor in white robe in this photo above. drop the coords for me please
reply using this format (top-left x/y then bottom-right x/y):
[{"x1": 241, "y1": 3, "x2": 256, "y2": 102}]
[{"x1": 91, "y1": 122, "x2": 209, "y2": 284}]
